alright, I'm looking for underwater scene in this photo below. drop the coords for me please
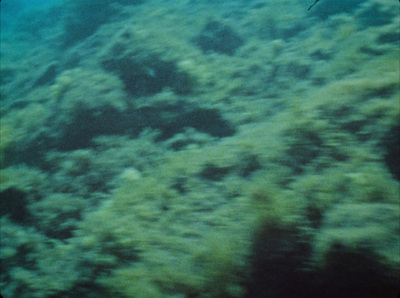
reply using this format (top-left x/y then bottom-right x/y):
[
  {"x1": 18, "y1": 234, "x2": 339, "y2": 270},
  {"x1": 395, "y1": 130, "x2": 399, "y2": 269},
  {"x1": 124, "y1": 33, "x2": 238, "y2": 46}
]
[{"x1": 0, "y1": 0, "x2": 399, "y2": 297}]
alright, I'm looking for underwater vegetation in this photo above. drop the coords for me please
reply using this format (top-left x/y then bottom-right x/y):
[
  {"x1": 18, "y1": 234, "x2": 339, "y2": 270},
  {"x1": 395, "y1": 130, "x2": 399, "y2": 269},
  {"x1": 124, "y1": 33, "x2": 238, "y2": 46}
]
[{"x1": 1, "y1": 0, "x2": 399, "y2": 297}]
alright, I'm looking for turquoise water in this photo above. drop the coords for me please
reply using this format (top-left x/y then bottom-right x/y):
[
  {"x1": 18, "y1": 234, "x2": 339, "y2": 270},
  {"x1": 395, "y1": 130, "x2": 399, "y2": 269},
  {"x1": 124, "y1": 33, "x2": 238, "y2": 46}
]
[{"x1": 1, "y1": 1, "x2": 399, "y2": 297}]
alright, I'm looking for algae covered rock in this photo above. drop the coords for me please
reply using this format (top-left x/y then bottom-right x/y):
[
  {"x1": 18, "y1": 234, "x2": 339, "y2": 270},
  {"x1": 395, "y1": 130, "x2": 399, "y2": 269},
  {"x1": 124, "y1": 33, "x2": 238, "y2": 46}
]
[
  {"x1": 50, "y1": 68, "x2": 129, "y2": 150},
  {"x1": 100, "y1": 31, "x2": 195, "y2": 96},
  {"x1": 312, "y1": 203, "x2": 400, "y2": 297}
]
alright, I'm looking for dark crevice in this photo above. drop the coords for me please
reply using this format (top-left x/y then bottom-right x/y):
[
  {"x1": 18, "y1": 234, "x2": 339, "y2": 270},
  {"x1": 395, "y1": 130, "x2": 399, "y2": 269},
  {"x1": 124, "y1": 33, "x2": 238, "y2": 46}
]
[
  {"x1": 0, "y1": 188, "x2": 32, "y2": 225},
  {"x1": 32, "y1": 64, "x2": 58, "y2": 87},
  {"x1": 382, "y1": 123, "x2": 400, "y2": 181},
  {"x1": 102, "y1": 56, "x2": 194, "y2": 97},
  {"x1": 200, "y1": 163, "x2": 232, "y2": 181},
  {"x1": 193, "y1": 21, "x2": 244, "y2": 55},
  {"x1": 53, "y1": 104, "x2": 235, "y2": 152}
]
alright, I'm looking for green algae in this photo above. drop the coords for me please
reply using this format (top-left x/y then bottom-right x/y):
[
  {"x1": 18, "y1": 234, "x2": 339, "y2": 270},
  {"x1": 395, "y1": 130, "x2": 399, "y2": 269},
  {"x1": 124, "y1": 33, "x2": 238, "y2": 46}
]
[{"x1": 1, "y1": 0, "x2": 399, "y2": 297}]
